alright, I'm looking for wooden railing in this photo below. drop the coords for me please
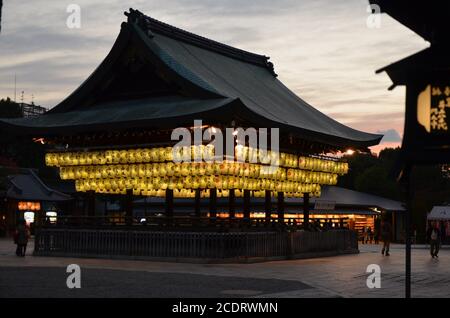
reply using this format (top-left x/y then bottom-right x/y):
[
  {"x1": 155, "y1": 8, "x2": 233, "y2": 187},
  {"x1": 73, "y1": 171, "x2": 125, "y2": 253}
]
[
  {"x1": 34, "y1": 228, "x2": 358, "y2": 260},
  {"x1": 41, "y1": 215, "x2": 349, "y2": 232}
]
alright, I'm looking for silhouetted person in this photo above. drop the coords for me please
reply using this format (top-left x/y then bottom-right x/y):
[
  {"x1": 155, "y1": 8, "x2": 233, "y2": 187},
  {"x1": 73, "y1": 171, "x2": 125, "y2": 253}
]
[
  {"x1": 14, "y1": 219, "x2": 30, "y2": 257},
  {"x1": 314, "y1": 219, "x2": 321, "y2": 232},
  {"x1": 374, "y1": 217, "x2": 380, "y2": 245},
  {"x1": 381, "y1": 220, "x2": 392, "y2": 256},
  {"x1": 366, "y1": 227, "x2": 373, "y2": 244},
  {"x1": 361, "y1": 226, "x2": 366, "y2": 244},
  {"x1": 427, "y1": 222, "x2": 441, "y2": 259}
]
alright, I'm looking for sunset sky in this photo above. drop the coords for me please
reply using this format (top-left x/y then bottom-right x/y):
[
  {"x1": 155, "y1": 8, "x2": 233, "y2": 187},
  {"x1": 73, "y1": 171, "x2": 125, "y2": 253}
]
[{"x1": 0, "y1": 0, "x2": 429, "y2": 152}]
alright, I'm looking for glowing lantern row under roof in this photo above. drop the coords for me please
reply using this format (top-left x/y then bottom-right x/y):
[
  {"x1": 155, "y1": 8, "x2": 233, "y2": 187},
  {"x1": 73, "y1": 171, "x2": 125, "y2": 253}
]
[
  {"x1": 46, "y1": 147, "x2": 349, "y2": 198},
  {"x1": 45, "y1": 146, "x2": 349, "y2": 174},
  {"x1": 59, "y1": 163, "x2": 339, "y2": 183},
  {"x1": 74, "y1": 177, "x2": 322, "y2": 198}
]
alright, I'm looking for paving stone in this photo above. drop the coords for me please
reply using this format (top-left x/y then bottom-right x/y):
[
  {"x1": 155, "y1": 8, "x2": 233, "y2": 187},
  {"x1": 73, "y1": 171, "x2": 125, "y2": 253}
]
[{"x1": 0, "y1": 239, "x2": 449, "y2": 297}]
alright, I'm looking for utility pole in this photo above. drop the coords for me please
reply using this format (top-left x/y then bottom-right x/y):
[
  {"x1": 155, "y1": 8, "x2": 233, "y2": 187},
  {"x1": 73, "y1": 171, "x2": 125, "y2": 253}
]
[
  {"x1": 0, "y1": 0, "x2": 3, "y2": 34},
  {"x1": 14, "y1": 74, "x2": 16, "y2": 102},
  {"x1": 404, "y1": 164, "x2": 412, "y2": 298}
]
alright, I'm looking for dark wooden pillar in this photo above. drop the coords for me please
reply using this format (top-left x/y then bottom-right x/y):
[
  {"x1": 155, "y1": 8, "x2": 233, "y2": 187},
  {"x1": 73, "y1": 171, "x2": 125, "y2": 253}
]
[
  {"x1": 277, "y1": 192, "x2": 285, "y2": 224},
  {"x1": 125, "y1": 189, "x2": 133, "y2": 226},
  {"x1": 87, "y1": 190, "x2": 95, "y2": 217},
  {"x1": 229, "y1": 189, "x2": 236, "y2": 219},
  {"x1": 243, "y1": 189, "x2": 251, "y2": 221},
  {"x1": 265, "y1": 190, "x2": 272, "y2": 223},
  {"x1": 165, "y1": 189, "x2": 174, "y2": 225},
  {"x1": 209, "y1": 188, "x2": 217, "y2": 219},
  {"x1": 35, "y1": 207, "x2": 43, "y2": 228},
  {"x1": 303, "y1": 192, "x2": 310, "y2": 230},
  {"x1": 194, "y1": 188, "x2": 201, "y2": 218}
]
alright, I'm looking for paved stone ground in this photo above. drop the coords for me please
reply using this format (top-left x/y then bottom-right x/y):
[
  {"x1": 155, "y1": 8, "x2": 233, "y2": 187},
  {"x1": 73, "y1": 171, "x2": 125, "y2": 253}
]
[{"x1": 0, "y1": 238, "x2": 449, "y2": 298}]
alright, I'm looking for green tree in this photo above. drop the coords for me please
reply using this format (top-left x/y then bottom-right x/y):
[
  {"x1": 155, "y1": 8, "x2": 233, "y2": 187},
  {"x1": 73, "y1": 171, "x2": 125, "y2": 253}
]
[
  {"x1": 338, "y1": 147, "x2": 450, "y2": 242},
  {"x1": 355, "y1": 165, "x2": 401, "y2": 199},
  {"x1": 0, "y1": 97, "x2": 22, "y2": 118},
  {"x1": 337, "y1": 152, "x2": 378, "y2": 189}
]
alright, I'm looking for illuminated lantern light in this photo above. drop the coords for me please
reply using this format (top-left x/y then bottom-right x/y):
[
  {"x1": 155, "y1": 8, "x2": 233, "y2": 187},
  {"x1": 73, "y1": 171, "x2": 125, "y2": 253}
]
[
  {"x1": 204, "y1": 144, "x2": 215, "y2": 162},
  {"x1": 248, "y1": 147, "x2": 257, "y2": 163},
  {"x1": 46, "y1": 147, "x2": 350, "y2": 198},
  {"x1": 75, "y1": 180, "x2": 84, "y2": 192},
  {"x1": 45, "y1": 153, "x2": 55, "y2": 166},
  {"x1": 203, "y1": 163, "x2": 213, "y2": 175},
  {"x1": 136, "y1": 149, "x2": 145, "y2": 163},
  {"x1": 178, "y1": 162, "x2": 188, "y2": 176},
  {"x1": 148, "y1": 148, "x2": 157, "y2": 162}
]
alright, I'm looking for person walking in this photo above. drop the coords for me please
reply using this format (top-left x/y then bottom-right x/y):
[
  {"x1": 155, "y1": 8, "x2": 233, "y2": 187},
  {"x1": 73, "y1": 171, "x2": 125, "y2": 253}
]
[
  {"x1": 374, "y1": 217, "x2": 381, "y2": 245},
  {"x1": 427, "y1": 222, "x2": 441, "y2": 259},
  {"x1": 361, "y1": 226, "x2": 366, "y2": 244},
  {"x1": 14, "y1": 219, "x2": 30, "y2": 257},
  {"x1": 381, "y1": 220, "x2": 392, "y2": 256},
  {"x1": 367, "y1": 227, "x2": 373, "y2": 244}
]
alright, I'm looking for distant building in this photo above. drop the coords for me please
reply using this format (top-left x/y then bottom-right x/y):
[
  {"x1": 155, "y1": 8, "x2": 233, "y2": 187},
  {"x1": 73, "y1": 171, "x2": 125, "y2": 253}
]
[
  {"x1": 19, "y1": 102, "x2": 47, "y2": 117},
  {"x1": 0, "y1": 168, "x2": 72, "y2": 236}
]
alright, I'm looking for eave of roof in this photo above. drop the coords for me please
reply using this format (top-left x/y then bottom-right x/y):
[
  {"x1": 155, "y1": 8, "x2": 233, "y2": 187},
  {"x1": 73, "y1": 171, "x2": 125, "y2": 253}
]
[
  {"x1": 6, "y1": 170, "x2": 72, "y2": 202},
  {"x1": 376, "y1": 46, "x2": 450, "y2": 89},
  {"x1": 369, "y1": 0, "x2": 450, "y2": 44},
  {"x1": 302, "y1": 186, "x2": 405, "y2": 212},
  {"x1": 133, "y1": 186, "x2": 404, "y2": 212},
  {"x1": 0, "y1": 96, "x2": 236, "y2": 134}
]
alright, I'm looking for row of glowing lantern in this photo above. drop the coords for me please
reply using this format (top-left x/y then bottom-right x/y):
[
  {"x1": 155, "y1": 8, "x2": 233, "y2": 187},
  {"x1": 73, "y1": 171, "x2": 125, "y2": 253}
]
[
  {"x1": 74, "y1": 176, "x2": 322, "y2": 194},
  {"x1": 76, "y1": 185, "x2": 320, "y2": 199},
  {"x1": 18, "y1": 201, "x2": 41, "y2": 211},
  {"x1": 59, "y1": 163, "x2": 338, "y2": 184},
  {"x1": 45, "y1": 146, "x2": 348, "y2": 174}
]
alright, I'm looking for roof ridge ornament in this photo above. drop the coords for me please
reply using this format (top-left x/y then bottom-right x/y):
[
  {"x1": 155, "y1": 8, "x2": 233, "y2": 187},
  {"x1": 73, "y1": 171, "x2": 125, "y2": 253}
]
[
  {"x1": 125, "y1": 8, "x2": 154, "y2": 38},
  {"x1": 124, "y1": 8, "x2": 143, "y2": 23}
]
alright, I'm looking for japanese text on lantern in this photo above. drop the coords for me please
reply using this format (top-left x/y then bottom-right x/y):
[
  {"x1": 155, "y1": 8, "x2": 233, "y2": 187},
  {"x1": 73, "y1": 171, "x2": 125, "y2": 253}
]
[
  {"x1": 430, "y1": 86, "x2": 450, "y2": 131},
  {"x1": 417, "y1": 85, "x2": 450, "y2": 133}
]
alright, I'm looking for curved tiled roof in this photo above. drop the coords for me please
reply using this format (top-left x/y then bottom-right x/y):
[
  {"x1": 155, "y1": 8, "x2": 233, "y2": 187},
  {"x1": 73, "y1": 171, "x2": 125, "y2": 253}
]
[
  {"x1": 6, "y1": 170, "x2": 72, "y2": 201},
  {"x1": 0, "y1": 8, "x2": 382, "y2": 149}
]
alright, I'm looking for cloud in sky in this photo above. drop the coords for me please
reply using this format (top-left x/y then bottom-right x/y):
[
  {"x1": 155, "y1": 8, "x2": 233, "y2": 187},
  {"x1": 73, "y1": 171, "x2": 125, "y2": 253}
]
[{"x1": 0, "y1": 0, "x2": 428, "y2": 138}]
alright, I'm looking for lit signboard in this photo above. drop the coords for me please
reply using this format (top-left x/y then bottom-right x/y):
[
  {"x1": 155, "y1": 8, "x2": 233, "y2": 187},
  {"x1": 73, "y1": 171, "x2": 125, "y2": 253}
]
[
  {"x1": 45, "y1": 211, "x2": 57, "y2": 223},
  {"x1": 24, "y1": 212, "x2": 35, "y2": 224},
  {"x1": 314, "y1": 200, "x2": 336, "y2": 210},
  {"x1": 18, "y1": 202, "x2": 41, "y2": 211}
]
